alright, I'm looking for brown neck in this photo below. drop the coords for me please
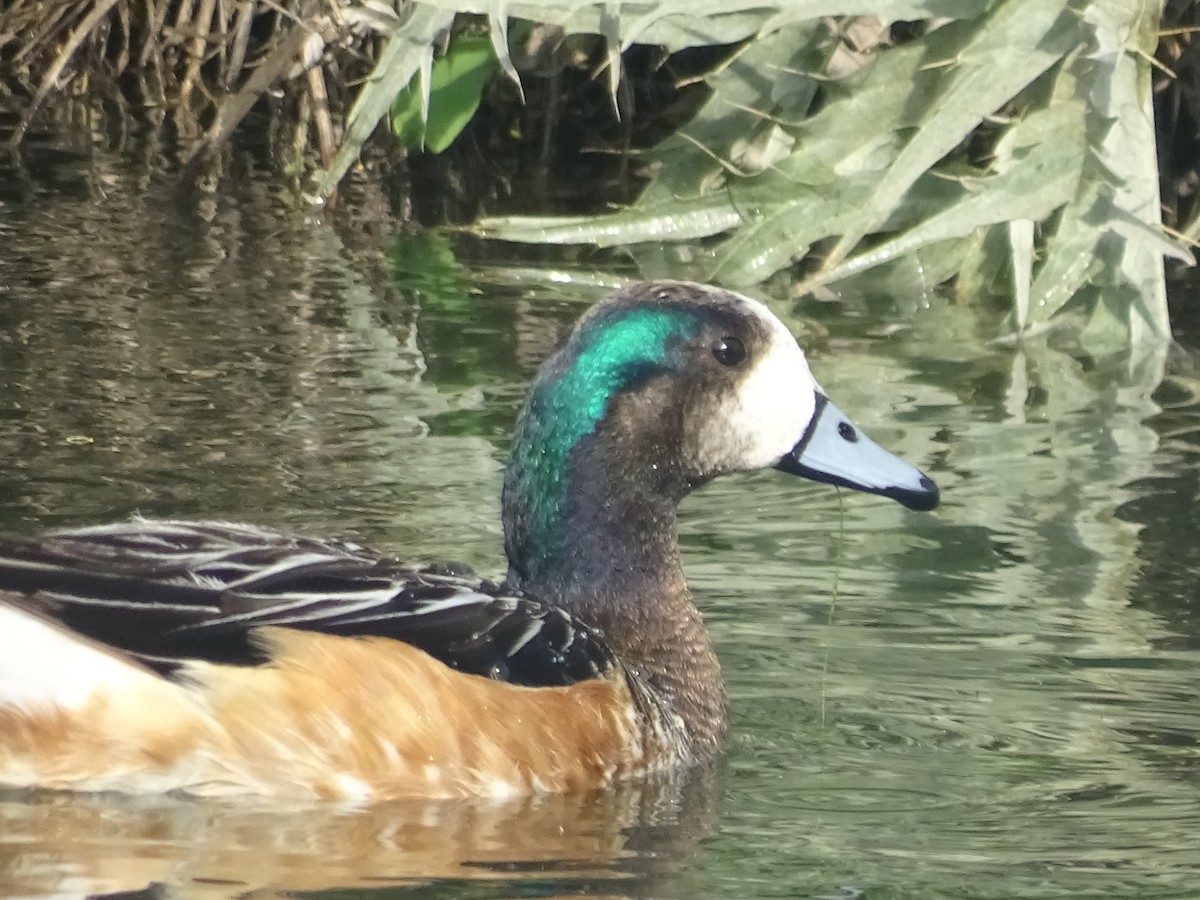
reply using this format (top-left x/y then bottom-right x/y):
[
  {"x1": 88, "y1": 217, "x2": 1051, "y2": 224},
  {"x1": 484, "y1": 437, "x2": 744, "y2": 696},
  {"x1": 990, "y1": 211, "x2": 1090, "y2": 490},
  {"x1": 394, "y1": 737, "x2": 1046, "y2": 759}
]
[
  {"x1": 608, "y1": 568, "x2": 728, "y2": 754},
  {"x1": 511, "y1": 547, "x2": 728, "y2": 754},
  {"x1": 503, "y1": 425, "x2": 727, "y2": 752}
]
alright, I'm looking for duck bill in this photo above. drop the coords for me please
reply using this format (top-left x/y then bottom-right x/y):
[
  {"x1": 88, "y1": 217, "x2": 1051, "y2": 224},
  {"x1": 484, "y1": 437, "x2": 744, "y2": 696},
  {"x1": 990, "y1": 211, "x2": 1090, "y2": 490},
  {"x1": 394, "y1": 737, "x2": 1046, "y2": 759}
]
[{"x1": 775, "y1": 393, "x2": 939, "y2": 511}]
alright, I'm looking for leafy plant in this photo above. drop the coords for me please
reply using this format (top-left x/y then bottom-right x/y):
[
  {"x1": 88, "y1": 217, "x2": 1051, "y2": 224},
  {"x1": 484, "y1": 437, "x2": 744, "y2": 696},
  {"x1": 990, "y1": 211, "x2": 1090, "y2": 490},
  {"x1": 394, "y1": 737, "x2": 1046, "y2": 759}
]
[
  {"x1": 390, "y1": 30, "x2": 502, "y2": 153},
  {"x1": 316, "y1": 0, "x2": 1187, "y2": 348}
]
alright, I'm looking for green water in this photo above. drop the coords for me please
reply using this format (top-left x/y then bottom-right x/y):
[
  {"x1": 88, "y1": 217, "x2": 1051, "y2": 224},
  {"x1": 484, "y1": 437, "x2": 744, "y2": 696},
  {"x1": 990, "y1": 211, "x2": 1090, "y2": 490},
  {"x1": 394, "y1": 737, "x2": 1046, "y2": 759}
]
[{"x1": 2, "y1": 157, "x2": 1200, "y2": 899}]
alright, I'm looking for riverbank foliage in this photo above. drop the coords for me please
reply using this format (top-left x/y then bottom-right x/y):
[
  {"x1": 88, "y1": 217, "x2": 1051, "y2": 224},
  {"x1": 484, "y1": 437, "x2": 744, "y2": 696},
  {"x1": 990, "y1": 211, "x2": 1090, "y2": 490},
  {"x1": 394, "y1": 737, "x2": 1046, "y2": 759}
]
[{"x1": 1, "y1": 1, "x2": 1195, "y2": 347}]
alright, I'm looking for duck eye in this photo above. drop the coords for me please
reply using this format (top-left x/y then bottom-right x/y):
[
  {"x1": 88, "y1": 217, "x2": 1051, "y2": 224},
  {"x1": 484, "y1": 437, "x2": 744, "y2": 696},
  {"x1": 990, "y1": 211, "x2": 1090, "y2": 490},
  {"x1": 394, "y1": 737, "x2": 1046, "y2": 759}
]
[{"x1": 711, "y1": 336, "x2": 747, "y2": 367}]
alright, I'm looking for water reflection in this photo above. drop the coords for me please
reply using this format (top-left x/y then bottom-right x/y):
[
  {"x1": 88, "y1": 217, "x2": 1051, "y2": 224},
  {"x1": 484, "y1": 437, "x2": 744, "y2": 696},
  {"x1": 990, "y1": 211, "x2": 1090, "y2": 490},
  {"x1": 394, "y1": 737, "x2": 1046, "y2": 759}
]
[
  {"x1": 0, "y1": 768, "x2": 722, "y2": 898},
  {"x1": 1120, "y1": 368, "x2": 1200, "y2": 647},
  {"x1": 3, "y1": 148, "x2": 1200, "y2": 898}
]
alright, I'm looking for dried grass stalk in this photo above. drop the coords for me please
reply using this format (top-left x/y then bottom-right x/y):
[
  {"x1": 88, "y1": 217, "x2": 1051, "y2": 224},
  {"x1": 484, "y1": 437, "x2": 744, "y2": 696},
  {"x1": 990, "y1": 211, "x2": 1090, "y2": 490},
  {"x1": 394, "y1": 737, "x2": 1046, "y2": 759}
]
[{"x1": 0, "y1": 0, "x2": 379, "y2": 175}]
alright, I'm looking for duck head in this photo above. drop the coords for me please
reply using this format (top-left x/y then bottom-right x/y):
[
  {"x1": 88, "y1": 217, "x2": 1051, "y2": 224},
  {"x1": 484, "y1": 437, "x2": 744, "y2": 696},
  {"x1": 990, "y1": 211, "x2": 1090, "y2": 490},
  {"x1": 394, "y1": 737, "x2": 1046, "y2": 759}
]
[{"x1": 502, "y1": 280, "x2": 938, "y2": 595}]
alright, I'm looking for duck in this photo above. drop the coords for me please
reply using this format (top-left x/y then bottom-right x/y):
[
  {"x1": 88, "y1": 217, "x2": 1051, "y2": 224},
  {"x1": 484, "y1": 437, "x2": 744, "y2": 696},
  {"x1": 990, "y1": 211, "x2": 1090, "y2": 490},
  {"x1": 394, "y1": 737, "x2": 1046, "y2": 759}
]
[{"x1": 0, "y1": 280, "x2": 938, "y2": 802}]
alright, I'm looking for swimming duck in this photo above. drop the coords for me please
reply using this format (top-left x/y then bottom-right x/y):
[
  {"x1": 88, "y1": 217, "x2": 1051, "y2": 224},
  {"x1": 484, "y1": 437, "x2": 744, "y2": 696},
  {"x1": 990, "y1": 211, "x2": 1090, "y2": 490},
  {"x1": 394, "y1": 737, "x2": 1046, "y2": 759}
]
[{"x1": 0, "y1": 280, "x2": 938, "y2": 801}]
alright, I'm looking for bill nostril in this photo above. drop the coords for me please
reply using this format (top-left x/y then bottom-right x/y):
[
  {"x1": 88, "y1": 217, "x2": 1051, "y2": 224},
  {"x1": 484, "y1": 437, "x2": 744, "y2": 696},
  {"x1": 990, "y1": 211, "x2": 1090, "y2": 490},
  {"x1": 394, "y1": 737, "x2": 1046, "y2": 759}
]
[{"x1": 837, "y1": 421, "x2": 858, "y2": 442}]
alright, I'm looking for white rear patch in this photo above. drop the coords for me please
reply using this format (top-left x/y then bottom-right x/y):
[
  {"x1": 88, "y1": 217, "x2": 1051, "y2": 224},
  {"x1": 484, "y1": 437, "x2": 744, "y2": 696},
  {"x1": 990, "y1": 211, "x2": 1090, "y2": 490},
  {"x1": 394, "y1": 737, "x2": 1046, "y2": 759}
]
[
  {"x1": 0, "y1": 603, "x2": 154, "y2": 712},
  {"x1": 487, "y1": 777, "x2": 516, "y2": 799},
  {"x1": 332, "y1": 772, "x2": 373, "y2": 803}
]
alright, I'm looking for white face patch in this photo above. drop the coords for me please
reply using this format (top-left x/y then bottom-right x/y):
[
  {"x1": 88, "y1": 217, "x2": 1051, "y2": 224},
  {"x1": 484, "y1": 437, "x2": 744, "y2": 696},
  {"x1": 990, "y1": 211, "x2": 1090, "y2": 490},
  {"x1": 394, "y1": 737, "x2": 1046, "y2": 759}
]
[{"x1": 690, "y1": 291, "x2": 817, "y2": 474}]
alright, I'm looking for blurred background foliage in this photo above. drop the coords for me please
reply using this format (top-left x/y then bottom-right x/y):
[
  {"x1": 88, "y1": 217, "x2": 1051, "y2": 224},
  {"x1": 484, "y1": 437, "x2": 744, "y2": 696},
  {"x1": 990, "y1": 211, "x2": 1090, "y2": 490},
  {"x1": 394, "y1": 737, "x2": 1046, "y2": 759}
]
[{"x1": 1, "y1": 0, "x2": 1198, "y2": 348}]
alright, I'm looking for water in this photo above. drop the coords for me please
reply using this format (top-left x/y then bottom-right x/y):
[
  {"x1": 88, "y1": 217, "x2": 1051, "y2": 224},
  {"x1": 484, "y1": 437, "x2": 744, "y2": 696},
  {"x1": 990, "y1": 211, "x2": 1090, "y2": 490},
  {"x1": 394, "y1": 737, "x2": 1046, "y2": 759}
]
[{"x1": 2, "y1": 152, "x2": 1200, "y2": 899}]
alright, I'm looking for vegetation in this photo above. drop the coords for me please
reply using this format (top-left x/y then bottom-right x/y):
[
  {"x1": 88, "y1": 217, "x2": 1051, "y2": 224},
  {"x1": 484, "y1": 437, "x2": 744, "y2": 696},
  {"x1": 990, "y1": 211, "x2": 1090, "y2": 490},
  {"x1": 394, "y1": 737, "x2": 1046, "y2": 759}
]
[
  {"x1": 466, "y1": 1, "x2": 1189, "y2": 348},
  {"x1": 0, "y1": 1, "x2": 1194, "y2": 348}
]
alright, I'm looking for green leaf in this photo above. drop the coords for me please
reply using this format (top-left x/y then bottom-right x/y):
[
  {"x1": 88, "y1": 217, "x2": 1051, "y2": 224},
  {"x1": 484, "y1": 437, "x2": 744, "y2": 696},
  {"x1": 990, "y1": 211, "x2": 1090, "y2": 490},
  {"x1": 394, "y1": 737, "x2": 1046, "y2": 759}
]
[
  {"x1": 822, "y1": 0, "x2": 1074, "y2": 272},
  {"x1": 453, "y1": 0, "x2": 1182, "y2": 350},
  {"x1": 417, "y1": 1, "x2": 988, "y2": 49},
  {"x1": 1075, "y1": 0, "x2": 1178, "y2": 345},
  {"x1": 470, "y1": 198, "x2": 745, "y2": 246},
  {"x1": 314, "y1": 5, "x2": 455, "y2": 198},
  {"x1": 639, "y1": 20, "x2": 831, "y2": 202},
  {"x1": 391, "y1": 31, "x2": 501, "y2": 153},
  {"x1": 805, "y1": 101, "x2": 1086, "y2": 290}
]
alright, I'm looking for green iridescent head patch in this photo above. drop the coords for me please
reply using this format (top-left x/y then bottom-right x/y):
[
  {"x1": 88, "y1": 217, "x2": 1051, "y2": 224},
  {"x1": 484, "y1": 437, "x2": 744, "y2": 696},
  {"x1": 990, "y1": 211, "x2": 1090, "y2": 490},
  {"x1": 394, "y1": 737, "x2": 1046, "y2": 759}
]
[{"x1": 506, "y1": 306, "x2": 703, "y2": 577}]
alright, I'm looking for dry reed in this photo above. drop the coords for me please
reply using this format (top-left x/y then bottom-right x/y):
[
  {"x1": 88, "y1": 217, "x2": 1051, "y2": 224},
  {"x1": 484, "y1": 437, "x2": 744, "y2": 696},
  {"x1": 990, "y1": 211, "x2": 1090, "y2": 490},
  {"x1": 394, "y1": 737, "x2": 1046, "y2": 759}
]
[{"x1": 0, "y1": 0, "x2": 383, "y2": 174}]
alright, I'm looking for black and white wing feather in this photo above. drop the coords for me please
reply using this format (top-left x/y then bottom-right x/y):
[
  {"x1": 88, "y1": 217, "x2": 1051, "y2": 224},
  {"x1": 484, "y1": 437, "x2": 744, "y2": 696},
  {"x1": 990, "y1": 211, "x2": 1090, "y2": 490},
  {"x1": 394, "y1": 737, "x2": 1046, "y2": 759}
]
[{"x1": 0, "y1": 520, "x2": 614, "y2": 687}]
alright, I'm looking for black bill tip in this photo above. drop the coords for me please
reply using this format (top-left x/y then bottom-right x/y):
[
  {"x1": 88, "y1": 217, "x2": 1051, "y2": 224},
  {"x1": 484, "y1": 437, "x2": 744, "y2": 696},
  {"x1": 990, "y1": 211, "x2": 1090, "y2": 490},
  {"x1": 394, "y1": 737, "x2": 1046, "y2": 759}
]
[{"x1": 878, "y1": 475, "x2": 940, "y2": 512}]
